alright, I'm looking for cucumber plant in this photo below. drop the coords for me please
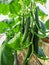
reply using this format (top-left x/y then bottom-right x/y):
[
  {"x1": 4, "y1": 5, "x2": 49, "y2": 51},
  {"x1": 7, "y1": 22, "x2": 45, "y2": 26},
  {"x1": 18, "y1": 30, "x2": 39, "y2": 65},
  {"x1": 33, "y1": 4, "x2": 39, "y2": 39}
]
[{"x1": 0, "y1": 0, "x2": 49, "y2": 65}]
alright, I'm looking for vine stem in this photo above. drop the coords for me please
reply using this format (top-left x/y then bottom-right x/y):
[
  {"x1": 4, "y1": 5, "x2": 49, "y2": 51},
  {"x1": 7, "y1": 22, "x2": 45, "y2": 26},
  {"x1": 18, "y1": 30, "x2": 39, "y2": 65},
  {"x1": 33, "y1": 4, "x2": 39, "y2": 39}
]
[{"x1": 14, "y1": 51, "x2": 20, "y2": 65}]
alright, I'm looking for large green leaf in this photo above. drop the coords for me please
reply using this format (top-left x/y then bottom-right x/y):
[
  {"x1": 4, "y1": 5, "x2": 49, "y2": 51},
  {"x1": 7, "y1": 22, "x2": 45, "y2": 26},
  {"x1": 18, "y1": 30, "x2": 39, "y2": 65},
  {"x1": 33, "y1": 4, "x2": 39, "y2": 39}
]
[
  {"x1": 8, "y1": 32, "x2": 22, "y2": 50},
  {"x1": 0, "y1": 19, "x2": 14, "y2": 33},
  {"x1": 35, "y1": 0, "x2": 46, "y2": 4},
  {"x1": 0, "y1": 18, "x2": 16, "y2": 33},
  {"x1": 45, "y1": 19, "x2": 49, "y2": 30},
  {"x1": 1, "y1": 43, "x2": 14, "y2": 65},
  {"x1": 0, "y1": 0, "x2": 21, "y2": 15},
  {"x1": 0, "y1": 4, "x2": 9, "y2": 15},
  {"x1": 0, "y1": 22, "x2": 8, "y2": 33},
  {"x1": 9, "y1": 3, "x2": 21, "y2": 15}
]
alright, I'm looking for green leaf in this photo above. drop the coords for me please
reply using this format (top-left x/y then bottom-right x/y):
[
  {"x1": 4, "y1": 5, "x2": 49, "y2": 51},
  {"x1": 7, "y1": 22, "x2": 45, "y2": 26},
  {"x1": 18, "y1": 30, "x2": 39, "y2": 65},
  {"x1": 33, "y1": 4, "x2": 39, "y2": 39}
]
[
  {"x1": 0, "y1": 4, "x2": 9, "y2": 15},
  {"x1": 0, "y1": 22, "x2": 8, "y2": 33},
  {"x1": 6, "y1": 29, "x2": 15, "y2": 41},
  {"x1": 13, "y1": 21, "x2": 21, "y2": 33},
  {"x1": 11, "y1": 0, "x2": 19, "y2": 4},
  {"x1": 24, "y1": 0, "x2": 31, "y2": 6},
  {"x1": 13, "y1": 25, "x2": 20, "y2": 33},
  {"x1": 9, "y1": 0, "x2": 21, "y2": 15},
  {"x1": 35, "y1": 0, "x2": 46, "y2": 4},
  {"x1": 8, "y1": 32, "x2": 22, "y2": 50},
  {"x1": 1, "y1": 43, "x2": 14, "y2": 65},
  {"x1": 4, "y1": 18, "x2": 15, "y2": 28},
  {"x1": 38, "y1": 8, "x2": 47, "y2": 21},
  {"x1": 38, "y1": 47, "x2": 46, "y2": 57},
  {"x1": 38, "y1": 8, "x2": 47, "y2": 16},
  {"x1": 9, "y1": 3, "x2": 21, "y2": 15},
  {"x1": 45, "y1": 19, "x2": 49, "y2": 30},
  {"x1": 39, "y1": 21, "x2": 46, "y2": 34},
  {"x1": 0, "y1": 0, "x2": 21, "y2": 15},
  {"x1": 36, "y1": 47, "x2": 49, "y2": 60},
  {"x1": 37, "y1": 47, "x2": 46, "y2": 60}
]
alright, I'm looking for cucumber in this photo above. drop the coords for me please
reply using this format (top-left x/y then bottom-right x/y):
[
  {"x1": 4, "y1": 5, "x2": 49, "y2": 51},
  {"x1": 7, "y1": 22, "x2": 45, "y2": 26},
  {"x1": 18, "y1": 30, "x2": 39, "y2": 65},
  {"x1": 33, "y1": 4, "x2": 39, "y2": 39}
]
[
  {"x1": 22, "y1": 16, "x2": 30, "y2": 43},
  {"x1": 24, "y1": 32, "x2": 33, "y2": 65},
  {"x1": 33, "y1": 7, "x2": 39, "y2": 54}
]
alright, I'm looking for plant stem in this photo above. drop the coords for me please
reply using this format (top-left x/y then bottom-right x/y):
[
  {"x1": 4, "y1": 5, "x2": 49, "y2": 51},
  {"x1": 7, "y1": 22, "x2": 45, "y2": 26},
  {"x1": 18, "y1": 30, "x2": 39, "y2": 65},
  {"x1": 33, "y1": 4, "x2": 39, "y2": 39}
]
[
  {"x1": 21, "y1": 13, "x2": 25, "y2": 34},
  {"x1": 14, "y1": 51, "x2": 20, "y2": 65}
]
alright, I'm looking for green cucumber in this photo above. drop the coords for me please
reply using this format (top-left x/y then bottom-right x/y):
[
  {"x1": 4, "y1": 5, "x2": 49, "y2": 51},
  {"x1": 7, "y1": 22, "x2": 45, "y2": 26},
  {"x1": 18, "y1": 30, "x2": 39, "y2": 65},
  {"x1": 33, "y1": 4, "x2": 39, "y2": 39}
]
[
  {"x1": 22, "y1": 16, "x2": 30, "y2": 43},
  {"x1": 33, "y1": 7, "x2": 39, "y2": 54},
  {"x1": 24, "y1": 32, "x2": 33, "y2": 65}
]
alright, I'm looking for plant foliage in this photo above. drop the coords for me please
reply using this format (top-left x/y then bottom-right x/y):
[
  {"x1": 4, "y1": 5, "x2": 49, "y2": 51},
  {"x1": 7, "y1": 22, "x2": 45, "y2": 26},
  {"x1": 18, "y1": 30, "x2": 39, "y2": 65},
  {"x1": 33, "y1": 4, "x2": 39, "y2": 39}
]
[{"x1": 0, "y1": 0, "x2": 49, "y2": 65}]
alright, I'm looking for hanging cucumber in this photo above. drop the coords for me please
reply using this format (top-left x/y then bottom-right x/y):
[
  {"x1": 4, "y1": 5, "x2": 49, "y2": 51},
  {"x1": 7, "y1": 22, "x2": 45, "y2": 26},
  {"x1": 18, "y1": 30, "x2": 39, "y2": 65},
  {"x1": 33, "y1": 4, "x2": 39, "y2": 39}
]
[
  {"x1": 33, "y1": 25, "x2": 39, "y2": 54},
  {"x1": 33, "y1": 7, "x2": 39, "y2": 54},
  {"x1": 24, "y1": 31, "x2": 33, "y2": 65},
  {"x1": 24, "y1": 43, "x2": 32, "y2": 65},
  {"x1": 21, "y1": 16, "x2": 30, "y2": 43},
  {"x1": 25, "y1": 31, "x2": 33, "y2": 59}
]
